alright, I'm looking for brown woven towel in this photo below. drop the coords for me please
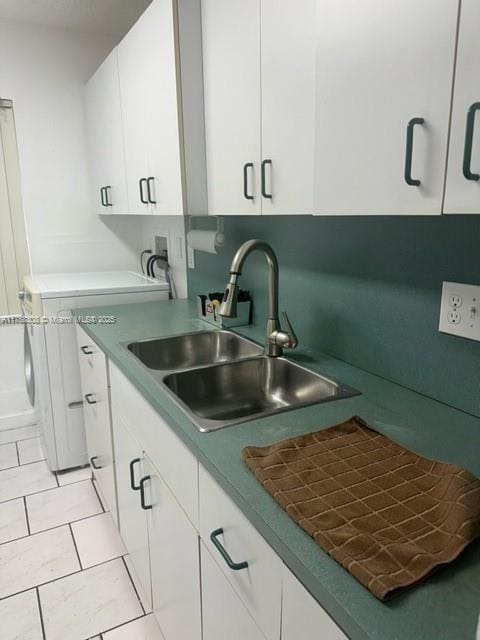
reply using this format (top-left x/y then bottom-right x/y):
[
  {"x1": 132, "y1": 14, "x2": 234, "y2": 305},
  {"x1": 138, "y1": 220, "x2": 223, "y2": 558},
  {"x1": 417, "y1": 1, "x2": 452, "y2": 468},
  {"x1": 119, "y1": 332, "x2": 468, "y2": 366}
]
[{"x1": 242, "y1": 416, "x2": 480, "y2": 600}]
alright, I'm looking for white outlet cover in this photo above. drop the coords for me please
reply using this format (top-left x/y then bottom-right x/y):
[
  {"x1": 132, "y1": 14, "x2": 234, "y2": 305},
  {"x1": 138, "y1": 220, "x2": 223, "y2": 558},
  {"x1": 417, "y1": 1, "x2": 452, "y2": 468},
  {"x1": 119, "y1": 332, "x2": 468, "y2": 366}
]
[{"x1": 439, "y1": 281, "x2": 480, "y2": 341}]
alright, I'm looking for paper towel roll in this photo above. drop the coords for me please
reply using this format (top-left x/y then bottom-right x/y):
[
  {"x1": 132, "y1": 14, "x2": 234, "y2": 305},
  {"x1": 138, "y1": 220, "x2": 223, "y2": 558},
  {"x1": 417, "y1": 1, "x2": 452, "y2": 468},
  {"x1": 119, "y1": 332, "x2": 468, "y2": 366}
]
[{"x1": 187, "y1": 230, "x2": 224, "y2": 254}]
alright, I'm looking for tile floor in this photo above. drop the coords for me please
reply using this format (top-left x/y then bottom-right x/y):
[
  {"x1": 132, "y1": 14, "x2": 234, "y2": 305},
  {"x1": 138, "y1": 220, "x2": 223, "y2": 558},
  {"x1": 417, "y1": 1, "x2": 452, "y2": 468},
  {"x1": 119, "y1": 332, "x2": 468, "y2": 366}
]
[{"x1": 0, "y1": 426, "x2": 163, "y2": 640}]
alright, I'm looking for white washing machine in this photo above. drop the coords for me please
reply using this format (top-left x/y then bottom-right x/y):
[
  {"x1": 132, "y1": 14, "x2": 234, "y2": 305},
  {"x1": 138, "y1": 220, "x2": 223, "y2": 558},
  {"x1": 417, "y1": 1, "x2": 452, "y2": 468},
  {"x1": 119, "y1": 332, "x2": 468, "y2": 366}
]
[{"x1": 21, "y1": 271, "x2": 169, "y2": 471}]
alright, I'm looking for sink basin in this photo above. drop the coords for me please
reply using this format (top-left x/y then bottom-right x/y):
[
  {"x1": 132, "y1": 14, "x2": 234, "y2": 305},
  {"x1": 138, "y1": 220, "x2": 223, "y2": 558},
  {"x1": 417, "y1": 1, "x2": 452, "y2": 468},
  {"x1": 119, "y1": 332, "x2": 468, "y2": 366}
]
[
  {"x1": 126, "y1": 330, "x2": 263, "y2": 371},
  {"x1": 163, "y1": 356, "x2": 360, "y2": 432}
]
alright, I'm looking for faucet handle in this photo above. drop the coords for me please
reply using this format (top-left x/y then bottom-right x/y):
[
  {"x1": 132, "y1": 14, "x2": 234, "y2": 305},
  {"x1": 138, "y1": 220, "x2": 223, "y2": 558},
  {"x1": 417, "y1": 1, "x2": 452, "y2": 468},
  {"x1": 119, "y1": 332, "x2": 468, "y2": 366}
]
[{"x1": 281, "y1": 311, "x2": 298, "y2": 349}]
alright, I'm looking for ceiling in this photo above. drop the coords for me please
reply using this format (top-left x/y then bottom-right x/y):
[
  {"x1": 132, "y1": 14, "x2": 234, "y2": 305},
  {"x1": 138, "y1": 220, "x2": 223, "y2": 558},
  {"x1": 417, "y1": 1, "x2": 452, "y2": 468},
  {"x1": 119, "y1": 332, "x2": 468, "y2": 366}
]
[{"x1": 0, "y1": 0, "x2": 153, "y2": 38}]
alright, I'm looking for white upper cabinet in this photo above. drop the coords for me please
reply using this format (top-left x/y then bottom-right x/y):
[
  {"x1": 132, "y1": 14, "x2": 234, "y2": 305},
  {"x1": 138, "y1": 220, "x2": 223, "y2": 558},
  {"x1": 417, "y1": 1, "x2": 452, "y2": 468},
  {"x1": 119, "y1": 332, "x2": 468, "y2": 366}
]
[
  {"x1": 118, "y1": 0, "x2": 183, "y2": 215},
  {"x1": 85, "y1": 49, "x2": 128, "y2": 214},
  {"x1": 313, "y1": 0, "x2": 459, "y2": 215},
  {"x1": 201, "y1": 0, "x2": 262, "y2": 215},
  {"x1": 201, "y1": 0, "x2": 316, "y2": 215},
  {"x1": 260, "y1": 0, "x2": 316, "y2": 215},
  {"x1": 86, "y1": 0, "x2": 206, "y2": 216},
  {"x1": 444, "y1": 0, "x2": 480, "y2": 214}
]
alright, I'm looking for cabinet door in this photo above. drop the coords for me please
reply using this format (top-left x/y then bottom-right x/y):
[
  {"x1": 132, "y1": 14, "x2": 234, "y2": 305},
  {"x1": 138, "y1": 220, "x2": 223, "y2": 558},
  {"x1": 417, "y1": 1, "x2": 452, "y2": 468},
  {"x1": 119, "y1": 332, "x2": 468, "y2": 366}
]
[
  {"x1": 145, "y1": 456, "x2": 201, "y2": 640},
  {"x1": 201, "y1": 542, "x2": 266, "y2": 640},
  {"x1": 88, "y1": 393, "x2": 118, "y2": 526},
  {"x1": 85, "y1": 49, "x2": 128, "y2": 214},
  {"x1": 282, "y1": 567, "x2": 348, "y2": 640},
  {"x1": 118, "y1": 0, "x2": 183, "y2": 216},
  {"x1": 260, "y1": 0, "x2": 316, "y2": 215},
  {"x1": 113, "y1": 413, "x2": 151, "y2": 610},
  {"x1": 444, "y1": 0, "x2": 480, "y2": 214},
  {"x1": 76, "y1": 327, "x2": 117, "y2": 525},
  {"x1": 313, "y1": 0, "x2": 458, "y2": 215},
  {"x1": 199, "y1": 466, "x2": 281, "y2": 640},
  {"x1": 142, "y1": 0, "x2": 184, "y2": 215},
  {"x1": 201, "y1": 0, "x2": 261, "y2": 214},
  {"x1": 117, "y1": 17, "x2": 151, "y2": 215}
]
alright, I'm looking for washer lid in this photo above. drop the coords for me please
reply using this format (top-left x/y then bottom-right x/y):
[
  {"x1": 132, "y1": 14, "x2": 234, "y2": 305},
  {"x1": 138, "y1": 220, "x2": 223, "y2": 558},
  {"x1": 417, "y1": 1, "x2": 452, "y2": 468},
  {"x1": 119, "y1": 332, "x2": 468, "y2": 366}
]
[{"x1": 23, "y1": 270, "x2": 169, "y2": 298}]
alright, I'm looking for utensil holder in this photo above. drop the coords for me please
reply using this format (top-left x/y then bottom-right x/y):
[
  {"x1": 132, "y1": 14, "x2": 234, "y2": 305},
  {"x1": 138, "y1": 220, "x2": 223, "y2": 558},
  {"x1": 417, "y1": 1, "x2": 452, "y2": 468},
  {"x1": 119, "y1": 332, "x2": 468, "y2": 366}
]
[{"x1": 197, "y1": 295, "x2": 251, "y2": 328}]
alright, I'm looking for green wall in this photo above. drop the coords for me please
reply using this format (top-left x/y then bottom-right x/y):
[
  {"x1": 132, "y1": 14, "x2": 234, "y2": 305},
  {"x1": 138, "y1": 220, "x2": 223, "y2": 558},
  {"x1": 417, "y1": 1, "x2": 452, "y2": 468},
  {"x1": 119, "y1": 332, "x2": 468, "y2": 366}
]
[{"x1": 187, "y1": 215, "x2": 480, "y2": 418}]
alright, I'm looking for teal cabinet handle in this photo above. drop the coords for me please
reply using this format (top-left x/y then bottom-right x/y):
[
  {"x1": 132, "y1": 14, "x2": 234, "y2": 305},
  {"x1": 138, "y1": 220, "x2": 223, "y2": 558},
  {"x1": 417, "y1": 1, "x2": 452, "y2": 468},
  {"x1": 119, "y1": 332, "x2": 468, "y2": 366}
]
[
  {"x1": 129, "y1": 458, "x2": 141, "y2": 491},
  {"x1": 139, "y1": 475, "x2": 152, "y2": 510},
  {"x1": 261, "y1": 159, "x2": 273, "y2": 198},
  {"x1": 210, "y1": 528, "x2": 248, "y2": 571},
  {"x1": 463, "y1": 102, "x2": 480, "y2": 181},
  {"x1": 404, "y1": 117, "x2": 424, "y2": 186}
]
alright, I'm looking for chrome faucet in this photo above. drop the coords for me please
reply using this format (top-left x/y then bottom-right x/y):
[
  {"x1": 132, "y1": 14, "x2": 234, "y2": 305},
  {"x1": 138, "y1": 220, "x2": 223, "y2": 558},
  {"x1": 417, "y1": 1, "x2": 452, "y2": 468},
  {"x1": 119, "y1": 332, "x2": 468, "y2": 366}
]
[{"x1": 219, "y1": 239, "x2": 298, "y2": 357}]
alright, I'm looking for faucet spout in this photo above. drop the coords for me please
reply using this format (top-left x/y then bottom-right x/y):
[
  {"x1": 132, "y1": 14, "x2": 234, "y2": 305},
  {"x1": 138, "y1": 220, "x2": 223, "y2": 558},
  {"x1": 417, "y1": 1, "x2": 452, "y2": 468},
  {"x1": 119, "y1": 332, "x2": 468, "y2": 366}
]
[{"x1": 219, "y1": 239, "x2": 297, "y2": 357}]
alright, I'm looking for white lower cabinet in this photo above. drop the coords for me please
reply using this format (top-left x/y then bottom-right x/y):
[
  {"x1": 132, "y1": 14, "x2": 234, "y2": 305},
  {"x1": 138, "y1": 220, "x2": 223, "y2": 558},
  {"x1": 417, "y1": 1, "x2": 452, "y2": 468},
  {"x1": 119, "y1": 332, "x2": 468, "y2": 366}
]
[
  {"x1": 199, "y1": 465, "x2": 282, "y2": 640},
  {"x1": 144, "y1": 454, "x2": 201, "y2": 640},
  {"x1": 282, "y1": 567, "x2": 348, "y2": 640},
  {"x1": 113, "y1": 412, "x2": 152, "y2": 611},
  {"x1": 109, "y1": 362, "x2": 348, "y2": 640},
  {"x1": 201, "y1": 541, "x2": 266, "y2": 640},
  {"x1": 76, "y1": 326, "x2": 117, "y2": 525}
]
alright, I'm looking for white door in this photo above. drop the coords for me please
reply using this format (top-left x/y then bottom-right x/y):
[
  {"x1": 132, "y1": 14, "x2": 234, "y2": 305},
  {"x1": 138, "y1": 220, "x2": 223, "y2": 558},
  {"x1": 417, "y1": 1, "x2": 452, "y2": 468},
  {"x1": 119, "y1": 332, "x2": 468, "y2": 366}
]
[
  {"x1": 201, "y1": 542, "x2": 266, "y2": 640},
  {"x1": 313, "y1": 0, "x2": 459, "y2": 215},
  {"x1": 145, "y1": 456, "x2": 201, "y2": 640},
  {"x1": 113, "y1": 413, "x2": 151, "y2": 609},
  {"x1": 142, "y1": 0, "x2": 184, "y2": 216},
  {"x1": 281, "y1": 567, "x2": 348, "y2": 640},
  {"x1": 444, "y1": 0, "x2": 480, "y2": 214},
  {"x1": 77, "y1": 345, "x2": 100, "y2": 467},
  {"x1": 118, "y1": 0, "x2": 184, "y2": 216},
  {"x1": 76, "y1": 327, "x2": 117, "y2": 523},
  {"x1": 85, "y1": 49, "x2": 128, "y2": 214},
  {"x1": 117, "y1": 17, "x2": 151, "y2": 214},
  {"x1": 260, "y1": 0, "x2": 316, "y2": 215},
  {"x1": 201, "y1": 0, "x2": 261, "y2": 214}
]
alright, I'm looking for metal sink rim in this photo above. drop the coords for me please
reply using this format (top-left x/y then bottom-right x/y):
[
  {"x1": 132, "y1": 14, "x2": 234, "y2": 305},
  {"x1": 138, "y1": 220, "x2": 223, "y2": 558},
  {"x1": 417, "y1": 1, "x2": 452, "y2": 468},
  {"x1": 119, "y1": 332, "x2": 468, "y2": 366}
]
[
  {"x1": 160, "y1": 355, "x2": 360, "y2": 433},
  {"x1": 122, "y1": 328, "x2": 264, "y2": 373},
  {"x1": 122, "y1": 329, "x2": 360, "y2": 433}
]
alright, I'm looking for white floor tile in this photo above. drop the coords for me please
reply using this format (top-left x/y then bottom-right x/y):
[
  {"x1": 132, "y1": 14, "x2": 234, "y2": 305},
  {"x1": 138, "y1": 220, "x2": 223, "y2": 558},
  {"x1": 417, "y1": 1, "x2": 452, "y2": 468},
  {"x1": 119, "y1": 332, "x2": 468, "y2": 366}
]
[
  {"x1": 103, "y1": 614, "x2": 163, "y2": 640},
  {"x1": 0, "y1": 525, "x2": 79, "y2": 598},
  {"x1": 0, "y1": 425, "x2": 39, "y2": 444},
  {"x1": 17, "y1": 437, "x2": 45, "y2": 464},
  {"x1": 0, "y1": 498, "x2": 28, "y2": 544},
  {"x1": 0, "y1": 460, "x2": 57, "y2": 502},
  {"x1": 0, "y1": 589, "x2": 43, "y2": 640},
  {"x1": 71, "y1": 512, "x2": 126, "y2": 569},
  {"x1": 0, "y1": 442, "x2": 18, "y2": 470},
  {"x1": 39, "y1": 558, "x2": 143, "y2": 640},
  {"x1": 26, "y1": 480, "x2": 102, "y2": 534},
  {"x1": 57, "y1": 465, "x2": 92, "y2": 486}
]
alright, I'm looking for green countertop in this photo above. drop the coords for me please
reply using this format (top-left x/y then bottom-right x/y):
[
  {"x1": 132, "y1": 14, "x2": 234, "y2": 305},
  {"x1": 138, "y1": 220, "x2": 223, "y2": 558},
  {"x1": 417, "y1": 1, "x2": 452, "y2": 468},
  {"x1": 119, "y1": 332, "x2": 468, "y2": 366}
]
[{"x1": 74, "y1": 300, "x2": 480, "y2": 640}]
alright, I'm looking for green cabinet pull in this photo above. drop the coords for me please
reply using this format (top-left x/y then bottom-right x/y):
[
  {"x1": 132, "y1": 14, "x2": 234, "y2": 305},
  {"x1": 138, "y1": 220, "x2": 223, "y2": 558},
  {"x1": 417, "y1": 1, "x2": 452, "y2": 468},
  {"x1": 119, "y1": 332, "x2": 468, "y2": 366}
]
[
  {"x1": 404, "y1": 117, "x2": 424, "y2": 186},
  {"x1": 463, "y1": 102, "x2": 480, "y2": 181},
  {"x1": 210, "y1": 528, "x2": 248, "y2": 571}
]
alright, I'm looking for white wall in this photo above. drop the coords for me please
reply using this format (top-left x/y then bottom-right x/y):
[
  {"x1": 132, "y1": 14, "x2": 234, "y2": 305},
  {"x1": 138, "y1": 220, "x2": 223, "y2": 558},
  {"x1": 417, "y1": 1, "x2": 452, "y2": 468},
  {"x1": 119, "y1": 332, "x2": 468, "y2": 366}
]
[
  {"x1": 140, "y1": 217, "x2": 188, "y2": 299},
  {"x1": 0, "y1": 20, "x2": 143, "y2": 274}
]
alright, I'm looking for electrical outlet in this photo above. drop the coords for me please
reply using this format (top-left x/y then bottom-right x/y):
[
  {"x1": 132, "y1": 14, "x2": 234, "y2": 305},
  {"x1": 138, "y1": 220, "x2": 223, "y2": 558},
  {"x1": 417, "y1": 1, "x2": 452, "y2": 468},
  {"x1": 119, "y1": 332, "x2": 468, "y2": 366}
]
[
  {"x1": 439, "y1": 281, "x2": 480, "y2": 341},
  {"x1": 154, "y1": 235, "x2": 168, "y2": 259}
]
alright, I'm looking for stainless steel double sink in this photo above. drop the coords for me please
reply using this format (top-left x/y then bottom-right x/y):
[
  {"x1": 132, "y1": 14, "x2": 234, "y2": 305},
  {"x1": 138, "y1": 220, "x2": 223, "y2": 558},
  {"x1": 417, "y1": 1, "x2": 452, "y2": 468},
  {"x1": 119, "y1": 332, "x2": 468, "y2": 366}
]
[{"x1": 125, "y1": 330, "x2": 359, "y2": 432}]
